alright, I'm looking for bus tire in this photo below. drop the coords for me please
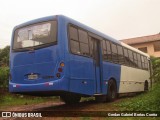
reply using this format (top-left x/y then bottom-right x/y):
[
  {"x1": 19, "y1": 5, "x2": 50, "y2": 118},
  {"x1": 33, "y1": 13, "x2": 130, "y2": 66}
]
[
  {"x1": 144, "y1": 81, "x2": 149, "y2": 92},
  {"x1": 106, "y1": 79, "x2": 117, "y2": 102},
  {"x1": 60, "y1": 93, "x2": 81, "y2": 104}
]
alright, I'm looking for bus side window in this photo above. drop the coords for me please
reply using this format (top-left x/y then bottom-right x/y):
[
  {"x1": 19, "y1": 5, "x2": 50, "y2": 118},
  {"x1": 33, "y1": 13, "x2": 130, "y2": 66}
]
[
  {"x1": 69, "y1": 25, "x2": 90, "y2": 56},
  {"x1": 78, "y1": 29, "x2": 89, "y2": 56},
  {"x1": 70, "y1": 40, "x2": 80, "y2": 54},
  {"x1": 106, "y1": 41, "x2": 112, "y2": 61},
  {"x1": 141, "y1": 56, "x2": 145, "y2": 70},
  {"x1": 69, "y1": 26, "x2": 78, "y2": 41},
  {"x1": 89, "y1": 37, "x2": 93, "y2": 57},
  {"x1": 102, "y1": 40, "x2": 112, "y2": 61},
  {"x1": 133, "y1": 52, "x2": 138, "y2": 68},
  {"x1": 117, "y1": 45, "x2": 124, "y2": 64},
  {"x1": 69, "y1": 26, "x2": 80, "y2": 54},
  {"x1": 137, "y1": 54, "x2": 142, "y2": 69},
  {"x1": 144, "y1": 57, "x2": 149, "y2": 70},
  {"x1": 111, "y1": 43, "x2": 118, "y2": 63},
  {"x1": 128, "y1": 50, "x2": 134, "y2": 67},
  {"x1": 124, "y1": 48, "x2": 129, "y2": 66},
  {"x1": 80, "y1": 43, "x2": 89, "y2": 56},
  {"x1": 102, "y1": 40, "x2": 107, "y2": 61},
  {"x1": 102, "y1": 40, "x2": 106, "y2": 50}
]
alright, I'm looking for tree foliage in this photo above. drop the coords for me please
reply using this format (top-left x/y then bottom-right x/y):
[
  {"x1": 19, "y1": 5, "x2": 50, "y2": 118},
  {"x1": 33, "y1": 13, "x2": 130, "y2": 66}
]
[
  {"x1": 0, "y1": 67, "x2": 9, "y2": 88},
  {"x1": 151, "y1": 57, "x2": 160, "y2": 83},
  {"x1": 0, "y1": 46, "x2": 10, "y2": 67},
  {"x1": 0, "y1": 46, "x2": 10, "y2": 88}
]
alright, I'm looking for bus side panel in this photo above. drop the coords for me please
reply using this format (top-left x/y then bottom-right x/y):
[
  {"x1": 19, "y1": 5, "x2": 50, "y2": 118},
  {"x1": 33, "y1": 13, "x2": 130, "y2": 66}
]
[
  {"x1": 102, "y1": 62, "x2": 121, "y2": 94},
  {"x1": 68, "y1": 55, "x2": 95, "y2": 95},
  {"x1": 119, "y1": 66, "x2": 150, "y2": 93}
]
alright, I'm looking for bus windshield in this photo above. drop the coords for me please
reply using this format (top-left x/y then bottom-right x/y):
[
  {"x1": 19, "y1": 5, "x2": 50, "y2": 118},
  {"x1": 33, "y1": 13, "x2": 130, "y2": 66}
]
[{"x1": 13, "y1": 21, "x2": 57, "y2": 50}]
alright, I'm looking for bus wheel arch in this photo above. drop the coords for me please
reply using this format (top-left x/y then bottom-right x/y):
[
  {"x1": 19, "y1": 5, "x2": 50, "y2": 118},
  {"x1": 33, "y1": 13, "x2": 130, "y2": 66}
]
[
  {"x1": 144, "y1": 80, "x2": 149, "y2": 92},
  {"x1": 106, "y1": 78, "x2": 117, "y2": 102}
]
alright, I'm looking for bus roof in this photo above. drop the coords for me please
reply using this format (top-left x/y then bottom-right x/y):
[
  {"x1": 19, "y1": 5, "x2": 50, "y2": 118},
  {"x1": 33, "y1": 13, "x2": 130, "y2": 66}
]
[
  {"x1": 61, "y1": 15, "x2": 121, "y2": 44},
  {"x1": 121, "y1": 42, "x2": 149, "y2": 58},
  {"x1": 13, "y1": 15, "x2": 150, "y2": 58},
  {"x1": 13, "y1": 15, "x2": 58, "y2": 31},
  {"x1": 61, "y1": 15, "x2": 149, "y2": 58}
]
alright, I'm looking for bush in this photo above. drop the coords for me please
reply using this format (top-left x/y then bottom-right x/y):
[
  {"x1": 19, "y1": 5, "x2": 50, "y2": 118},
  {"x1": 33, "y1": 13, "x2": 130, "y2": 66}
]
[
  {"x1": 151, "y1": 57, "x2": 160, "y2": 83},
  {"x1": 0, "y1": 67, "x2": 9, "y2": 88},
  {"x1": 0, "y1": 46, "x2": 10, "y2": 67}
]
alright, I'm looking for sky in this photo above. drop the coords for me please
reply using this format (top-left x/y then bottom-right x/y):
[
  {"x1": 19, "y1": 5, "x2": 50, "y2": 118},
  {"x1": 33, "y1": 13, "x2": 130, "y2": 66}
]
[{"x1": 0, "y1": 0, "x2": 160, "y2": 48}]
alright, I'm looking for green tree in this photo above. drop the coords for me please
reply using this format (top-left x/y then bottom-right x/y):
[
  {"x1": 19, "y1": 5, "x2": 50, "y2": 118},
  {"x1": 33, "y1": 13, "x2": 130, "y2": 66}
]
[
  {"x1": 0, "y1": 46, "x2": 10, "y2": 88},
  {"x1": 151, "y1": 57, "x2": 160, "y2": 83},
  {"x1": 0, "y1": 67, "x2": 9, "y2": 88},
  {"x1": 0, "y1": 46, "x2": 10, "y2": 67}
]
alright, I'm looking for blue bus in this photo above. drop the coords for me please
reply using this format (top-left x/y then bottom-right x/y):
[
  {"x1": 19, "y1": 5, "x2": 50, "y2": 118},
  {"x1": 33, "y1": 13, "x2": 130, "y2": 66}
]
[{"x1": 9, "y1": 15, "x2": 151, "y2": 104}]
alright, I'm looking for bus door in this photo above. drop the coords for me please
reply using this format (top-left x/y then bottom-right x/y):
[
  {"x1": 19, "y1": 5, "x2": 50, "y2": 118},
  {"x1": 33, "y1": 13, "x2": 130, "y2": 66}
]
[{"x1": 90, "y1": 37, "x2": 102, "y2": 94}]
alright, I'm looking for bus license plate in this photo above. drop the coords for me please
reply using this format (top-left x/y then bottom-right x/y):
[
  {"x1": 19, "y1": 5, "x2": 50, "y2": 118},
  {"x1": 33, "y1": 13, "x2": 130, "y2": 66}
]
[{"x1": 28, "y1": 74, "x2": 38, "y2": 80}]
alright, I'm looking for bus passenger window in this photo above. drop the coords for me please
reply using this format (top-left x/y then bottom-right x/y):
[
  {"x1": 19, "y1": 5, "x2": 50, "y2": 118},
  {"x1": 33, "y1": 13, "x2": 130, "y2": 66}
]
[
  {"x1": 128, "y1": 50, "x2": 134, "y2": 67},
  {"x1": 89, "y1": 37, "x2": 93, "y2": 57},
  {"x1": 111, "y1": 43, "x2": 118, "y2": 63},
  {"x1": 124, "y1": 48, "x2": 129, "y2": 66},
  {"x1": 103, "y1": 50, "x2": 107, "y2": 60},
  {"x1": 70, "y1": 40, "x2": 80, "y2": 54},
  {"x1": 80, "y1": 43, "x2": 89, "y2": 56},
  {"x1": 133, "y1": 52, "x2": 138, "y2": 68},
  {"x1": 69, "y1": 25, "x2": 80, "y2": 54},
  {"x1": 102, "y1": 40, "x2": 107, "y2": 60},
  {"x1": 78, "y1": 29, "x2": 88, "y2": 44},
  {"x1": 106, "y1": 41, "x2": 112, "y2": 61},
  {"x1": 117, "y1": 45, "x2": 124, "y2": 64},
  {"x1": 78, "y1": 29, "x2": 89, "y2": 56},
  {"x1": 141, "y1": 56, "x2": 145, "y2": 70},
  {"x1": 144, "y1": 57, "x2": 148, "y2": 70},
  {"x1": 69, "y1": 26, "x2": 78, "y2": 41},
  {"x1": 102, "y1": 40, "x2": 112, "y2": 61},
  {"x1": 137, "y1": 54, "x2": 142, "y2": 69},
  {"x1": 102, "y1": 40, "x2": 106, "y2": 50}
]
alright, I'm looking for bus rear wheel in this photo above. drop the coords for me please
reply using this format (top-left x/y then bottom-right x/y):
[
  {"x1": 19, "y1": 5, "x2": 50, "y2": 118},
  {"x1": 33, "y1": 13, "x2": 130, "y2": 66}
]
[
  {"x1": 60, "y1": 93, "x2": 81, "y2": 104},
  {"x1": 107, "y1": 79, "x2": 117, "y2": 102},
  {"x1": 144, "y1": 81, "x2": 149, "y2": 92}
]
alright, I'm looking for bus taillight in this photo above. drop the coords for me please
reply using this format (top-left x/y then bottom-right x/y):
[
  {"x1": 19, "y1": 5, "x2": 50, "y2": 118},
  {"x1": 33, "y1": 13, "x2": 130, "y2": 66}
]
[
  {"x1": 60, "y1": 62, "x2": 65, "y2": 67},
  {"x1": 58, "y1": 68, "x2": 63, "y2": 72}
]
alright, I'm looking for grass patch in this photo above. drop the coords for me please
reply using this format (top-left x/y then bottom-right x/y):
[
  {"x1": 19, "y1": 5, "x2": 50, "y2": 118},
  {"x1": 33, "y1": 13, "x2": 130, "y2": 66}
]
[
  {"x1": 80, "y1": 97, "x2": 95, "y2": 102},
  {"x1": 115, "y1": 82, "x2": 160, "y2": 111},
  {"x1": 0, "y1": 93, "x2": 58, "y2": 109}
]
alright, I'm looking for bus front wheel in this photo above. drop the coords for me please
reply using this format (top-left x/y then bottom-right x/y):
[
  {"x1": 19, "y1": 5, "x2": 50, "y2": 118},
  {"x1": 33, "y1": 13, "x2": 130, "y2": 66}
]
[
  {"x1": 107, "y1": 79, "x2": 117, "y2": 102},
  {"x1": 60, "y1": 93, "x2": 81, "y2": 104}
]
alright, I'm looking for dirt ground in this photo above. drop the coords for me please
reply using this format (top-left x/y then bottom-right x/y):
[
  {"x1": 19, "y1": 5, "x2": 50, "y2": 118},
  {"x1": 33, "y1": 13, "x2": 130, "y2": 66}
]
[
  {"x1": 2, "y1": 98, "x2": 121, "y2": 111},
  {"x1": 0, "y1": 98, "x2": 123, "y2": 120}
]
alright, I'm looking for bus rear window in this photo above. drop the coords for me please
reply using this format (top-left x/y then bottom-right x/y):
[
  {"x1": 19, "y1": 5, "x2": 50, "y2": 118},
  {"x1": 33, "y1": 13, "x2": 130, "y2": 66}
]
[{"x1": 13, "y1": 21, "x2": 57, "y2": 50}]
